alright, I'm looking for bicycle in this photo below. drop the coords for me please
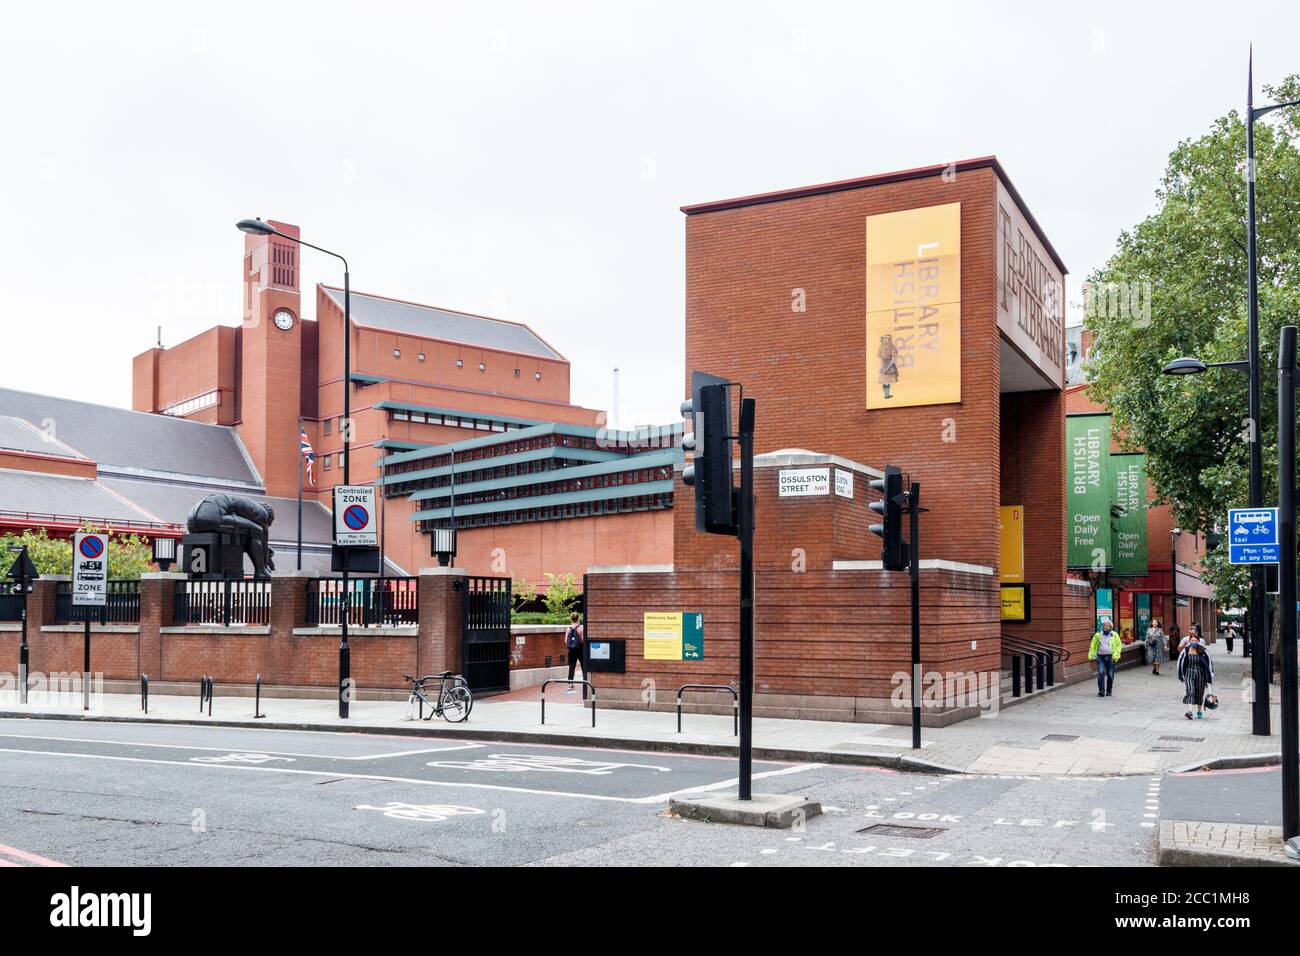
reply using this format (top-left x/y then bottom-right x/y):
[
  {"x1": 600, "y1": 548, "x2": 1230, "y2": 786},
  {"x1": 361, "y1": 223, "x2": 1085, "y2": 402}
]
[{"x1": 403, "y1": 672, "x2": 473, "y2": 723}]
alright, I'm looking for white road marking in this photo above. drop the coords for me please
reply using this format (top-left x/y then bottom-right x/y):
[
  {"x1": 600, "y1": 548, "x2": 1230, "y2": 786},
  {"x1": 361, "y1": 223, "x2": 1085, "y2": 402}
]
[
  {"x1": 353, "y1": 802, "x2": 484, "y2": 822},
  {"x1": 638, "y1": 763, "x2": 825, "y2": 804},
  {"x1": 0, "y1": 731, "x2": 481, "y2": 762},
  {"x1": 0, "y1": 746, "x2": 822, "y2": 806},
  {"x1": 426, "y1": 753, "x2": 673, "y2": 775}
]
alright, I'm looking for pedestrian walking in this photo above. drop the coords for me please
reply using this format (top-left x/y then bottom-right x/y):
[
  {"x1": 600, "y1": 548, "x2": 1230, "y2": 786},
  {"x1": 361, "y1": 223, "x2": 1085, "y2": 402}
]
[
  {"x1": 563, "y1": 611, "x2": 584, "y2": 692},
  {"x1": 1223, "y1": 622, "x2": 1235, "y2": 654},
  {"x1": 1177, "y1": 632, "x2": 1215, "y2": 720},
  {"x1": 1089, "y1": 617, "x2": 1122, "y2": 698},
  {"x1": 1145, "y1": 618, "x2": 1168, "y2": 675},
  {"x1": 1171, "y1": 623, "x2": 1187, "y2": 653}
]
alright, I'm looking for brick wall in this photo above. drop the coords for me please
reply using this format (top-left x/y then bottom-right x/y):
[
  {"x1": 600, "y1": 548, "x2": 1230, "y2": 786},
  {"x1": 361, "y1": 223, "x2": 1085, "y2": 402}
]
[{"x1": 1, "y1": 570, "x2": 467, "y2": 697}]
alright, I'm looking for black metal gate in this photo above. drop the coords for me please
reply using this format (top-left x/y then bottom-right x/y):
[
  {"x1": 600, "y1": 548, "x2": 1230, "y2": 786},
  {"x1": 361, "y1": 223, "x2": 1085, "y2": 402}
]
[{"x1": 462, "y1": 576, "x2": 512, "y2": 693}]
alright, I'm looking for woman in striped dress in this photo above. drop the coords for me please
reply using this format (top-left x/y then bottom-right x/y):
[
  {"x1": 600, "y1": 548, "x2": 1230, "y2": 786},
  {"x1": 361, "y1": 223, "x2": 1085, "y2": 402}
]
[{"x1": 1177, "y1": 635, "x2": 1215, "y2": 720}]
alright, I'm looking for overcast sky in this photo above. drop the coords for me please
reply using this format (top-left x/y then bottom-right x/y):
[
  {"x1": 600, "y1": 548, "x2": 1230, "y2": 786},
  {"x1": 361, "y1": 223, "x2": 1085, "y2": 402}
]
[{"x1": 2, "y1": 1, "x2": 1295, "y2": 427}]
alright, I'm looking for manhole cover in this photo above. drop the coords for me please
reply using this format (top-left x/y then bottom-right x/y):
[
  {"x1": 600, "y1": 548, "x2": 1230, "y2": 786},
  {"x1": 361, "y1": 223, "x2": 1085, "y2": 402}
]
[
  {"x1": 1158, "y1": 735, "x2": 1205, "y2": 743},
  {"x1": 856, "y1": 824, "x2": 946, "y2": 839},
  {"x1": 1041, "y1": 734, "x2": 1079, "y2": 742}
]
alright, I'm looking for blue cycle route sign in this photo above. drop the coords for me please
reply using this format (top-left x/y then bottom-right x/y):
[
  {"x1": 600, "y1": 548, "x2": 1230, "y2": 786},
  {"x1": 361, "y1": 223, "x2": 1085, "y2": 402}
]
[{"x1": 1227, "y1": 507, "x2": 1281, "y2": 565}]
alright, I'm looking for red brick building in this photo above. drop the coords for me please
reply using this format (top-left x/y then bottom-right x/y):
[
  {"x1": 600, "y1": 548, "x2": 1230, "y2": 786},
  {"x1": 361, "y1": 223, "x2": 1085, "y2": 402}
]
[
  {"x1": 1064, "y1": 328, "x2": 1217, "y2": 637},
  {"x1": 128, "y1": 221, "x2": 678, "y2": 584},
  {"x1": 586, "y1": 158, "x2": 1096, "y2": 723}
]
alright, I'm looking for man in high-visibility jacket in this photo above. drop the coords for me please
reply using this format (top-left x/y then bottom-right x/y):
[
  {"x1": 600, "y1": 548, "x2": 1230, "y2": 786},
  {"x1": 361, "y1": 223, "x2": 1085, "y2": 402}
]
[{"x1": 1088, "y1": 618, "x2": 1123, "y2": 698}]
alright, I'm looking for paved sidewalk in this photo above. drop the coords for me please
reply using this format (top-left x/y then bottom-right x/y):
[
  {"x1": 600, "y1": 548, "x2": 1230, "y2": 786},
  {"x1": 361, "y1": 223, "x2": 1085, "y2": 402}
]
[{"x1": 0, "y1": 643, "x2": 1284, "y2": 775}]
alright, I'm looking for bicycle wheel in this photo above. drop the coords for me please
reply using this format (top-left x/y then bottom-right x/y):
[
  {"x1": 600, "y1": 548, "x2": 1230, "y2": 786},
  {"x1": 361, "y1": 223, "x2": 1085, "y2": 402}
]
[{"x1": 441, "y1": 684, "x2": 473, "y2": 723}]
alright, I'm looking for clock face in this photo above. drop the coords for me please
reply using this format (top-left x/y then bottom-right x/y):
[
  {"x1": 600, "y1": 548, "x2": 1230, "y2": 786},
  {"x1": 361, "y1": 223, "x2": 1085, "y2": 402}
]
[{"x1": 273, "y1": 309, "x2": 295, "y2": 331}]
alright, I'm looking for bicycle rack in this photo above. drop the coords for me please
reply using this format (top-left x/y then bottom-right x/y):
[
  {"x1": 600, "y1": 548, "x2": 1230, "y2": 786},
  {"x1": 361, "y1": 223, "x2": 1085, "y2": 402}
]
[
  {"x1": 140, "y1": 673, "x2": 148, "y2": 714},
  {"x1": 676, "y1": 683, "x2": 738, "y2": 735},
  {"x1": 540, "y1": 679, "x2": 595, "y2": 728},
  {"x1": 199, "y1": 676, "x2": 213, "y2": 716},
  {"x1": 253, "y1": 674, "x2": 265, "y2": 719}
]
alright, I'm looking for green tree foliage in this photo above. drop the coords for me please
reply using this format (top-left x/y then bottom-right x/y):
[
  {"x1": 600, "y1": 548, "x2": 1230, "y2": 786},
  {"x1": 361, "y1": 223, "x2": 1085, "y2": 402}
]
[
  {"x1": 542, "y1": 572, "x2": 580, "y2": 618},
  {"x1": 0, "y1": 527, "x2": 157, "y2": 581},
  {"x1": 1083, "y1": 76, "x2": 1300, "y2": 608}
]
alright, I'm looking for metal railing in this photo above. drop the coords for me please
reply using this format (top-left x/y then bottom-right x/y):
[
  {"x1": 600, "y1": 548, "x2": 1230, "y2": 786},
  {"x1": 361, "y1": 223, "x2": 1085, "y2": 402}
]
[
  {"x1": 540, "y1": 679, "x2": 595, "y2": 728},
  {"x1": 55, "y1": 580, "x2": 141, "y2": 623},
  {"x1": 306, "y1": 576, "x2": 419, "y2": 627},
  {"x1": 173, "y1": 580, "x2": 271, "y2": 627},
  {"x1": 1002, "y1": 634, "x2": 1071, "y2": 698},
  {"x1": 676, "y1": 683, "x2": 739, "y2": 735}
]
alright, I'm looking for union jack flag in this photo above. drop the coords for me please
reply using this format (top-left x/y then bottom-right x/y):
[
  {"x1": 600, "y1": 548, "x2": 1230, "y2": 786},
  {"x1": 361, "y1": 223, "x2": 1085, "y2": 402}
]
[{"x1": 300, "y1": 428, "x2": 316, "y2": 485}]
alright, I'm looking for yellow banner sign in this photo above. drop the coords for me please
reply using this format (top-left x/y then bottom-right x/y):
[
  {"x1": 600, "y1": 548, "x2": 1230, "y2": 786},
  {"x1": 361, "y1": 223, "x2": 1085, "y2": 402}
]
[
  {"x1": 865, "y1": 202, "x2": 962, "y2": 409},
  {"x1": 1000, "y1": 505, "x2": 1024, "y2": 583}
]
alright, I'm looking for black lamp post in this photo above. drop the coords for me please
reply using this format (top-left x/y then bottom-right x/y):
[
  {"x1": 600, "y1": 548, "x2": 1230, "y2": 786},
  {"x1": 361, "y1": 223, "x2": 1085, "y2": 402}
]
[
  {"x1": 1162, "y1": 355, "x2": 1269, "y2": 734},
  {"x1": 1274, "y1": 326, "x2": 1299, "y2": 851},
  {"x1": 237, "y1": 217, "x2": 353, "y2": 719}
]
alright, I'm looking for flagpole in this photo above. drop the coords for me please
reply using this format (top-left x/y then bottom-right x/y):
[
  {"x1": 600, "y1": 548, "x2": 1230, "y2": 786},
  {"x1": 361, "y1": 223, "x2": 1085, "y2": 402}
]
[{"x1": 297, "y1": 416, "x2": 304, "y2": 572}]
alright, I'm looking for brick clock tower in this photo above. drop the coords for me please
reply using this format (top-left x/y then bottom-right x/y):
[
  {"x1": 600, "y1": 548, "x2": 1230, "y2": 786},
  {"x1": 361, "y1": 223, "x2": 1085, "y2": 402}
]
[{"x1": 240, "y1": 220, "x2": 303, "y2": 499}]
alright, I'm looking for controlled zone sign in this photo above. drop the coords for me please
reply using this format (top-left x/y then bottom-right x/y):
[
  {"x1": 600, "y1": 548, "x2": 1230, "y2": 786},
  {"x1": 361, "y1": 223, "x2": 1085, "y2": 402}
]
[
  {"x1": 1227, "y1": 507, "x2": 1280, "y2": 565},
  {"x1": 72, "y1": 532, "x2": 108, "y2": 607},
  {"x1": 643, "y1": 612, "x2": 704, "y2": 661},
  {"x1": 333, "y1": 484, "x2": 378, "y2": 546}
]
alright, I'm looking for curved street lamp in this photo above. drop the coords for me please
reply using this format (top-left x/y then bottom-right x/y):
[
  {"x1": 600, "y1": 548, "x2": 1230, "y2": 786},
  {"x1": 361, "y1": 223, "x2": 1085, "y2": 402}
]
[{"x1": 236, "y1": 217, "x2": 354, "y2": 719}]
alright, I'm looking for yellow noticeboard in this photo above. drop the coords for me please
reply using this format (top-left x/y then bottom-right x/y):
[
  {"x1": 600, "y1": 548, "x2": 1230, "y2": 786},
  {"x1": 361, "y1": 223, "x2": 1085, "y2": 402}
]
[
  {"x1": 865, "y1": 202, "x2": 962, "y2": 410},
  {"x1": 1000, "y1": 585, "x2": 1029, "y2": 622},
  {"x1": 999, "y1": 505, "x2": 1024, "y2": 583},
  {"x1": 644, "y1": 612, "x2": 685, "y2": 660}
]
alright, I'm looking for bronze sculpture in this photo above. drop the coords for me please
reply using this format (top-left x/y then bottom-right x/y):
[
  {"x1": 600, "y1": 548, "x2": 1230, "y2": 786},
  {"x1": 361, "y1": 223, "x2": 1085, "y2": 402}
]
[{"x1": 185, "y1": 494, "x2": 276, "y2": 579}]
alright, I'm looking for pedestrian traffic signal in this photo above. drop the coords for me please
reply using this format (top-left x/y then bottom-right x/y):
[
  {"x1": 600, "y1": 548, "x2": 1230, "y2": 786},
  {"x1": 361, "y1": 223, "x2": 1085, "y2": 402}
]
[
  {"x1": 681, "y1": 370, "x2": 736, "y2": 535},
  {"x1": 869, "y1": 465, "x2": 906, "y2": 571}
]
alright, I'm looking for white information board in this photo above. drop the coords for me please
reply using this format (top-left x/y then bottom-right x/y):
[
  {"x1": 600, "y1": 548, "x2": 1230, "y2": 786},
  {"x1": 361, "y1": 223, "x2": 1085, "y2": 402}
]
[{"x1": 333, "y1": 485, "x2": 378, "y2": 546}]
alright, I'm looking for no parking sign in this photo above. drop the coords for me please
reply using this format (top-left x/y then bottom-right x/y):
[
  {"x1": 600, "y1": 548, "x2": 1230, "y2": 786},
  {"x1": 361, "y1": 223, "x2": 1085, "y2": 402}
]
[
  {"x1": 333, "y1": 485, "x2": 378, "y2": 546},
  {"x1": 72, "y1": 532, "x2": 108, "y2": 606}
]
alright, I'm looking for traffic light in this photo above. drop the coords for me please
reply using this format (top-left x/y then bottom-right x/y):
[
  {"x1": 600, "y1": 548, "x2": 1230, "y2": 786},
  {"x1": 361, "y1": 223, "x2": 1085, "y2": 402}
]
[
  {"x1": 869, "y1": 465, "x2": 906, "y2": 571},
  {"x1": 681, "y1": 370, "x2": 736, "y2": 535}
]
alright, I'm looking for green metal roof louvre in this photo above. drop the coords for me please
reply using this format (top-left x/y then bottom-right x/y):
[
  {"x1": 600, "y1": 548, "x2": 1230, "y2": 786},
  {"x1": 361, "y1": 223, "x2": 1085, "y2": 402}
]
[
  {"x1": 408, "y1": 448, "x2": 681, "y2": 502},
  {"x1": 412, "y1": 479, "x2": 674, "y2": 521},
  {"x1": 378, "y1": 445, "x2": 624, "y2": 488},
  {"x1": 378, "y1": 420, "x2": 683, "y2": 470}
]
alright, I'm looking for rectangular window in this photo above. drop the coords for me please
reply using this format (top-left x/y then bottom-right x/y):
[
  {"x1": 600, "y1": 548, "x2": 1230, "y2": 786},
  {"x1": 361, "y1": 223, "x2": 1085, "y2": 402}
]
[
  {"x1": 393, "y1": 410, "x2": 408, "y2": 421},
  {"x1": 323, "y1": 455, "x2": 332, "y2": 471},
  {"x1": 324, "y1": 419, "x2": 332, "y2": 434}
]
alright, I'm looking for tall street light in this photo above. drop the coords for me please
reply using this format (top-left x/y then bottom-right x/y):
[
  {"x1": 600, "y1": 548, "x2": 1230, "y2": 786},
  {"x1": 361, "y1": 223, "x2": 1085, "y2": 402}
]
[
  {"x1": 1273, "y1": 326, "x2": 1298, "y2": 851},
  {"x1": 1161, "y1": 355, "x2": 1269, "y2": 735},
  {"x1": 237, "y1": 217, "x2": 354, "y2": 719},
  {"x1": 1244, "y1": 50, "x2": 1300, "y2": 731}
]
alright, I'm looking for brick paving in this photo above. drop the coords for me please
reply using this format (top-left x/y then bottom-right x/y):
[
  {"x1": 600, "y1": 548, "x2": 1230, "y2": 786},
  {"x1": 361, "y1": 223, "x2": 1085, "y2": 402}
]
[{"x1": 1158, "y1": 820, "x2": 1298, "y2": 866}]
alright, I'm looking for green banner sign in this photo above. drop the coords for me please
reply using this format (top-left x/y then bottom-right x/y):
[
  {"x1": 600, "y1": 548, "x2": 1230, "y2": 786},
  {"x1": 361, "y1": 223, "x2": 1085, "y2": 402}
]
[
  {"x1": 1112, "y1": 452, "x2": 1148, "y2": 576},
  {"x1": 1067, "y1": 414, "x2": 1113, "y2": 569}
]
